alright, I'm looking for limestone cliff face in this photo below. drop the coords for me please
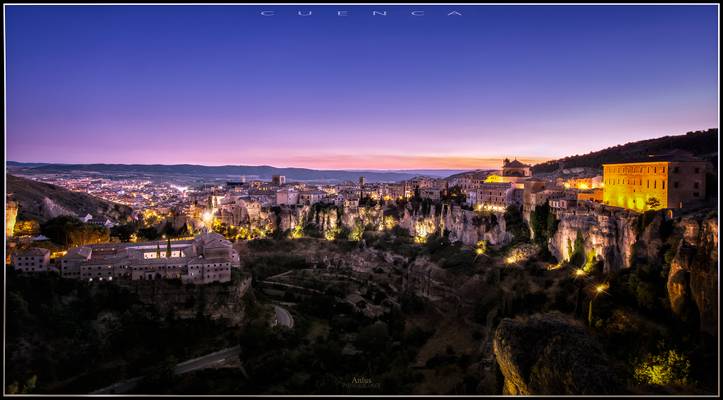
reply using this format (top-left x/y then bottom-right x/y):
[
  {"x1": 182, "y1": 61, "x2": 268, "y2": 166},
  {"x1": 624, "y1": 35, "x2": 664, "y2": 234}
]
[
  {"x1": 269, "y1": 202, "x2": 513, "y2": 246},
  {"x1": 493, "y1": 312, "x2": 622, "y2": 395},
  {"x1": 549, "y1": 207, "x2": 639, "y2": 272},
  {"x1": 6, "y1": 199, "x2": 18, "y2": 237},
  {"x1": 440, "y1": 204, "x2": 512, "y2": 246},
  {"x1": 397, "y1": 204, "x2": 511, "y2": 246},
  {"x1": 276, "y1": 205, "x2": 311, "y2": 233},
  {"x1": 667, "y1": 216, "x2": 718, "y2": 335}
]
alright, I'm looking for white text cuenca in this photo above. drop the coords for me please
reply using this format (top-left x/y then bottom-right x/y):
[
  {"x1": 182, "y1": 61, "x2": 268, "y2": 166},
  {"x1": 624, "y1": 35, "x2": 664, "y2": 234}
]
[{"x1": 260, "y1": 10, "x2": 463, "y2": 17}]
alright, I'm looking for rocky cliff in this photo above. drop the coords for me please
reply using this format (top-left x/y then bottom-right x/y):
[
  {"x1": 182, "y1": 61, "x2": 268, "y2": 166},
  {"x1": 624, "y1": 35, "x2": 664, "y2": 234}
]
[
  {"x1": 549, "y1": 204, "x2": 718, "y2": 335},
  {"x1": 493, "y1": 312, "x2": 622, "y2": 395},
  {"x1": 271, "y1": 202, "x2": 512, "y2": 247},
  {"x1": 666, "y1": 215, "x2": 718, "y2": 335},
  {"x1": 549, "y1": 205, "x2": 639, "y2": 272}
]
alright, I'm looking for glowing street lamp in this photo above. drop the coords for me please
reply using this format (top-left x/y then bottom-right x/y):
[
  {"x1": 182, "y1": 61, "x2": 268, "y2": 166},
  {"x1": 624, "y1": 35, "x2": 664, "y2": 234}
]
[
  {"x1": 595, "y1": 283, "x2": 609, "y2": 294},
  {"x1": 588, "y1": 282, "x2": 610, "y2": 326}
]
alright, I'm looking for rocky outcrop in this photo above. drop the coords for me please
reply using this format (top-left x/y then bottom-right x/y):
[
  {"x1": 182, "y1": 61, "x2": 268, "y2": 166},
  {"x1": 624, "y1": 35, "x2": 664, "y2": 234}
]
[
  {"x1": 667, "y1": 215, "x2": 718, "y2": 335},
  {"x1": 549, "y1": 206, "x2": 639, "y2": 272},
  {"x1": 493, "y1": 312, "x2": 622, "y2": 395},
  {"x1": 6, "y1": 198, "x2": 18, "y2": 237},
  {"x1": 268, "y1": 202, "x2": 514, "y2": 247},
  {"x1": 440, "y1": 204, "x2": 512, "y2": 246}
]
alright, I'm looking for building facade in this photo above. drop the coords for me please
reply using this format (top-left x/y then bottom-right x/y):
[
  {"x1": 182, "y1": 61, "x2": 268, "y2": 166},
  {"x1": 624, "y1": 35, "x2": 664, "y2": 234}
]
[
  {"x1": 11, "y1": 247, "x2": 51, "y2": 273},
  {"x1": 603, "y1": 156, "x2": 708, "y2": 211},
  {"x1": 60, "y1": 233, "x2": 240, "y2": 284}
]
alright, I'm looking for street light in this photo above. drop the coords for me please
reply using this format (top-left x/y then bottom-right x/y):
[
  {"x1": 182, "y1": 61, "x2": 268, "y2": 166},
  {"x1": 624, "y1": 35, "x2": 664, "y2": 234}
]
[{"x1": 588, "y1": 282, "x2": 609, "y2": 326}]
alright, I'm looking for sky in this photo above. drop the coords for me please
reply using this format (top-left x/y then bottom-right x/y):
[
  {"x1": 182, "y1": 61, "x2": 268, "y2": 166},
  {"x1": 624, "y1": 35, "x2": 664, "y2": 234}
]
[{"x1": 5, "y1": 5, "x2": 719, "y2": 170}]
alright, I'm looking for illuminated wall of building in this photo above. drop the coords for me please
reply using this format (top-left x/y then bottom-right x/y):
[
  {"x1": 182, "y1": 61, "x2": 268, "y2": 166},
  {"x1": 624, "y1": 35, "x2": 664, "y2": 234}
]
[{"x1": 603, "y1": 162, "x2": 669, "y2": 211}]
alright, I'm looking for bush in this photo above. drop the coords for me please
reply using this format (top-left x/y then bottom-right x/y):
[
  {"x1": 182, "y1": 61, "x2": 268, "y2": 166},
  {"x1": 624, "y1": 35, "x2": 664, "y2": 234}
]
[{"x1": 634, "y1": 348, "x2": 691, "y2": 386}]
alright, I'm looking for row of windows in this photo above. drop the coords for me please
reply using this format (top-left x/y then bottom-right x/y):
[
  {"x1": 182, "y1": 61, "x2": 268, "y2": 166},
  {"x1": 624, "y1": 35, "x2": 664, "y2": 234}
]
[
  {"x1": 605, "y1": 165, "x2": 701, "y2": 174},
  {"x1": 14, "y1": 262, "x2": 44, "y2": 267},
  {"x1": 606, "y1": 178, "x2": 669, "y2": 189},
  {"x1": 606, "y1": 165, "x2": 666, "y2": 174}
]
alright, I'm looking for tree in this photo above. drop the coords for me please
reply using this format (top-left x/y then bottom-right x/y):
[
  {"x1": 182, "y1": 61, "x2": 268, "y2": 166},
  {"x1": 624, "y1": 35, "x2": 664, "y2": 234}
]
[
  {"x1": 111, "y1": 223, "x2": 137, "y2": 242},
  {"x1": 40, "y1": 216, "x2": 83, "y2": 246},
  {"x1": 138, "y1": 227, "x2": 160, "y2": 241},
  {"x1": 646, "y1": 197, "x2": 661, "y2": 210},
  {"x1": 504, "y1": 205, "x2": 529, "y2": 243},
  {"x1": 530, "y1": 202, "x2": 555, "y2": 245},
  {"x1": 166, "y1": 238, "x2": 172, "y2": 258}
]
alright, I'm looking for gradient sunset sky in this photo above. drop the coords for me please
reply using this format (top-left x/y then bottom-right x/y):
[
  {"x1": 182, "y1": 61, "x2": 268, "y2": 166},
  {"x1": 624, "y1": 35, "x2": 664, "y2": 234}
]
[{"x1": 5, "y1": 5, "x2": 718, "y2": 170}]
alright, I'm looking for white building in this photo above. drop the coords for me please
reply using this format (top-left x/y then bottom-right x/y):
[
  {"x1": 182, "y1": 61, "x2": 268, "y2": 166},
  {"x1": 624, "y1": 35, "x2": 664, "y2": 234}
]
[
  {"x1": 299, "y1": 189, "x2": 326, "y2": 205},
  {"x1": 276, "y1": 188, "x2": 299, "y2": 206},
  {"x1": 60, "y1": 232, "x2": 240, "y2": 284},
  {"x1": 11, "y1": 247, "x2": 51, "y2": 273}
]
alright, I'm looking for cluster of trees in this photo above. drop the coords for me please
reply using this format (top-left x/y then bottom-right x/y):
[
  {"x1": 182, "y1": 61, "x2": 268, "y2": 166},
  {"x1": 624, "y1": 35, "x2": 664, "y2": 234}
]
[
  {"x1": 5, "y1": 271, "x2": 238, "y2": 394},
  {"x1": 528, "y1": 202, "x2": 559, "y2": 247},
  {"x1": 40, "y1": 216, "x2": 109, "y2": 247},
  {"x1": 441, "y1": 185, "x2": 467, "y2": 205},
  {"x1": 110, "y1": 221, "x2": 189, "y2": 242},
  {"x1": 230, "y1": 292, "x2": 430, "y2": 394},
  {"x1": 423, "y1": 235, "x2": 479, "y2": 272},
  {"x1": 13, "y1": 220, "x2": 40, "y2": 236},
  {"x1": 503, "y1": 205, "x2": 530, "y2": 243}
]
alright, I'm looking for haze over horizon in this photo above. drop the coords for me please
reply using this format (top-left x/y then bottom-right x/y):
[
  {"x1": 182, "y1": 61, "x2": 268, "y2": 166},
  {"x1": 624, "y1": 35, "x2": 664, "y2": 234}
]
[{"x1": 5, "y1": 5, "x2": 718, "y2": 169}]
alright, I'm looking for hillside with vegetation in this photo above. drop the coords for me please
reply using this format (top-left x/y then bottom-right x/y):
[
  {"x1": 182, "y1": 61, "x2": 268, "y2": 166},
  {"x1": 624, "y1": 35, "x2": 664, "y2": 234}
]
[
  {"x1": 532, "y1": 129, "x2": 718, "y2": 174},
  {"x1": 7, "y1": 174, "x2": 132, "y2": 223}
]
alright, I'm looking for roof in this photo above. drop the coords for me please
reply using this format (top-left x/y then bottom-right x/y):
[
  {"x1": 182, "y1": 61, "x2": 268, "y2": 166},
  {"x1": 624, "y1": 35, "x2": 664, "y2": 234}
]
[
  {"x1": 14, "y1": 247, "x2": 50, "y2": 257},
  {"x1": 504, "y1": 159, "x2": 531, "y2": 168},
  {"x1": 65, "y1": 246, "x2": 93, "y2": 259}
]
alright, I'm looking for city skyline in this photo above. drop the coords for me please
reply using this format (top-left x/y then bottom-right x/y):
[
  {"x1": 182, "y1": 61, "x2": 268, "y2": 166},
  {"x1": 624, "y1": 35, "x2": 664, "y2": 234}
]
[{"x1": 5, "y1": 5, "x2": 719, "y2": 169}]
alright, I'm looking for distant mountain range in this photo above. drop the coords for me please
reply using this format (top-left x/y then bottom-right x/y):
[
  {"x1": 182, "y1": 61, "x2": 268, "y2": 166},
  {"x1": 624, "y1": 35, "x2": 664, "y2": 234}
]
[
  {"x1": 7, "y1": 128, "x2": 718, "y2": 184},
  {"x1": 6, "y1": 162, "x2": 452, "y2": 183},
  {"x1": 531, "y1": 128, "x2": 718, "y2": 174}
]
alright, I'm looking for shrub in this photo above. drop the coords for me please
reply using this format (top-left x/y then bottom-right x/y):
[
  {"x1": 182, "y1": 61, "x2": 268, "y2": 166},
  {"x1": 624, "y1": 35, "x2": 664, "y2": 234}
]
[{"x1": 634, "y1": 348, "x2": 691, "y2": 386}]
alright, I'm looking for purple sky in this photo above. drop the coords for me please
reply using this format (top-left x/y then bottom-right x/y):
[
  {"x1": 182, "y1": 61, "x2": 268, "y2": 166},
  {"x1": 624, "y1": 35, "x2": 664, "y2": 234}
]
[{"x1": 5, "y1": 5, "x2": 719, "y2": 170}]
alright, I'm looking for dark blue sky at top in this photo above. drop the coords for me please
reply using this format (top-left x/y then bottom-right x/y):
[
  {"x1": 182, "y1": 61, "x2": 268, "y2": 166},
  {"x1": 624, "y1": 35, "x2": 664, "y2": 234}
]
[{"x1": 5, "y1": 5, "x2": 718, "y2": 169}]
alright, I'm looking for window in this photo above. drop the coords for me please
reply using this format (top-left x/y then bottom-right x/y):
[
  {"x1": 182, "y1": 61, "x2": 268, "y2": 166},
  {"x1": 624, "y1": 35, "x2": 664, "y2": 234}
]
[
  {"x1": 694, "y1": 167, "x2": 700, "y2": 174},
  {"x1": 694, "y1": 182, "x2": 699, "y2": 189},
  {"x1": 673, "y1": 167, "x2": 680, "y2": 173},
  {"x1": 693, "y1": 192, "x2": 700, "y2": 197},
  {"x1": 662, "y1": 181, "x2": 665, "y2": 189},
  {"x1": 673, "y1": 182, "x2": 679, "y2": 188}
]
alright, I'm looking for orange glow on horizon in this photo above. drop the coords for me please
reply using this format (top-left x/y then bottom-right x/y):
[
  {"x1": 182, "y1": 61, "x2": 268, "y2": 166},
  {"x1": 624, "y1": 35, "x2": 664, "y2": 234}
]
[{"x1": 278, "y1": 154, "x2": 552, "y2": 170}]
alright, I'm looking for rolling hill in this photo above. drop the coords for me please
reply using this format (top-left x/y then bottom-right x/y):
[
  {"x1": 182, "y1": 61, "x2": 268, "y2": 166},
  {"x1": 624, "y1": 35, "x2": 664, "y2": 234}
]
[
  {"x1": 6, "y1": 163, "x2": 424, "y2": 183},
  {"x1": 7, "y1": 174, "x2": 133, "y2": 223},
  {"x1": 531, "y1": 128, "x2": 718, "y2": 174}
]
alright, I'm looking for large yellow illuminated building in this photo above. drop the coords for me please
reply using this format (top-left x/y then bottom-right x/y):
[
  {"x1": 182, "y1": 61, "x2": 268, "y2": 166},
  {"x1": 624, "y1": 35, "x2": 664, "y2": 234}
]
[{"x1": 603, "y1": 154, "x2": 708, "y2": 211}]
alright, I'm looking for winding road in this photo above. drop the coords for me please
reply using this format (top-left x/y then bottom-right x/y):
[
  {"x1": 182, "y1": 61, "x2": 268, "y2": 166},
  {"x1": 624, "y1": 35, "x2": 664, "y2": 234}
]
[{"x1": 91, "y1": 346, "x2": 241, "y2": 394}]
